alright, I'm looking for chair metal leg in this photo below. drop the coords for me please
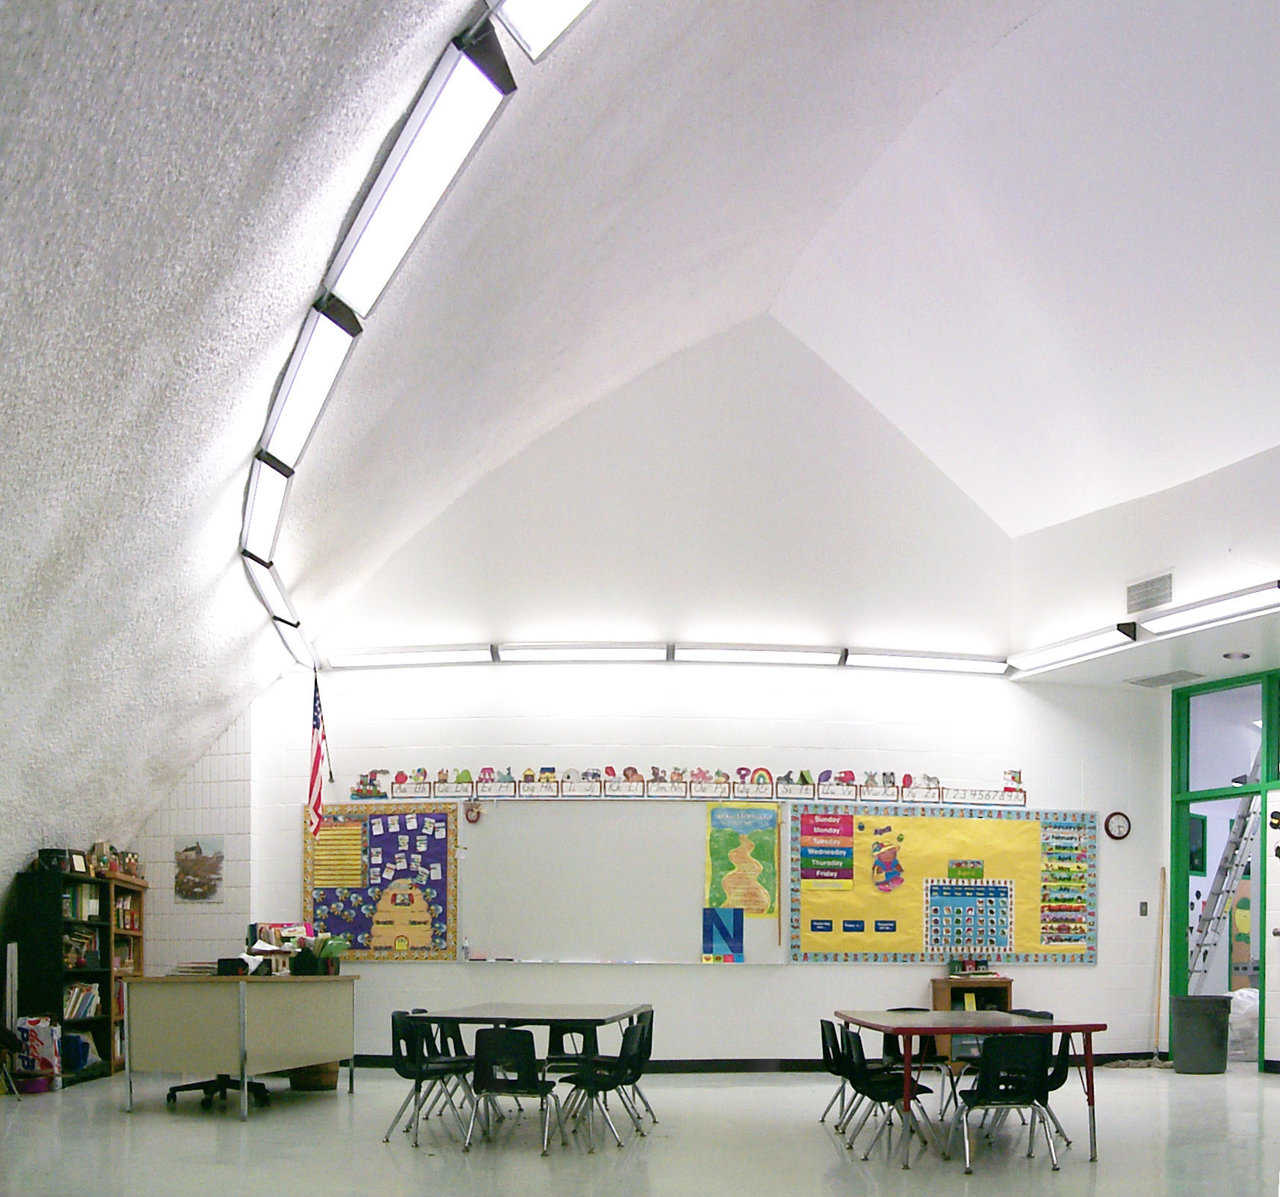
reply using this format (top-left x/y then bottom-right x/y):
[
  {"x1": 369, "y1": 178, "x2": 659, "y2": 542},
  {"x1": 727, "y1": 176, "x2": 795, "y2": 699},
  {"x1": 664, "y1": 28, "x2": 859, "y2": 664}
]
[
  {"x1": 820, "y1": 1078, "x2": 846, "y2": 1122},
  {"x1": 1036, "y1": 1102, "x2": 1060, "y2": 1169},
  {"x1": 962, "y1": 1108, "x2": 974, "y2": 1173},
  {"x1": 631, "y1": 1081, "x2": 657, "y2": 1123},
  {"x1": 844, "y1": 1097, "x2": 878, "y2": 1149},
  {"x1": 1044, "y1": 1100, "x2": 1072, "y2": 1145},
  {"x1": 383, "y1": 1083, "x2": 419, "y2": 1142},
  {"x1": 463, "y1": 1095, "x2": 481, "y2": 1151},
  {"x1": 836, "y1": 1091, "x2": 866, "y2": 1134},
  {"x1": 595, "y1": 1095, "x2": 625, "y2": 1148},
  {"x1": 911, "y1": 1100, "x2": 944, "y2": 1156},
  {"x1": 861, "y1": 1104, "x2": 894, "y2": 1160},
  {"x1": 1027, "y1": 1106, "x2": 1038, "y2": 1157},
  {"x1": 617, "y1": 1086, "x2": 645, "y2": 1133}
]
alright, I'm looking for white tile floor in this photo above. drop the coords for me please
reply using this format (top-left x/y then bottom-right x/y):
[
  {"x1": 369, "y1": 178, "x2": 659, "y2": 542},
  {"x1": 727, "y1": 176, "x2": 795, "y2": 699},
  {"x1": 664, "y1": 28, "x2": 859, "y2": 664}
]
[{"x1": 1, "y1": 1063, "x2": 1276, "y2": 1196}]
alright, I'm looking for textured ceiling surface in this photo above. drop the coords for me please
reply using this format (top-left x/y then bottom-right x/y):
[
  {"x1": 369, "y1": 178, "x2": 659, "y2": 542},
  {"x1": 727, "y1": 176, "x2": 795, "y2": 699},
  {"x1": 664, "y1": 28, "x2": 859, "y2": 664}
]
[{"x1": 1, "y1": 0, "x2": 1275, "y2": 887}]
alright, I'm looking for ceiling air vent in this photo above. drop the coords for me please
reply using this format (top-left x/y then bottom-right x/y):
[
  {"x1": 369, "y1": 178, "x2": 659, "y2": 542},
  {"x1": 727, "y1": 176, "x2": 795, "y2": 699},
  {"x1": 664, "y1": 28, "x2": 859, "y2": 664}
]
[
  {"x1": 1126, "y1": 670, "x2": 1204, "y2": 689},
  {"x1": 1127, "y1": 572, "x2": 1173, "y2": 614}
]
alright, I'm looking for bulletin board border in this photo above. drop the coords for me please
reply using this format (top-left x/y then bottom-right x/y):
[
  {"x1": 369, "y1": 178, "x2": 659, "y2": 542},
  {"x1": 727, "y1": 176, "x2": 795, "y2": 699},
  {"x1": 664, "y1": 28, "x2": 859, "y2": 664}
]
[
  {"x1": 788, "y1": 803, "x2": 1097, "y2": 965},
  {"x1": 302, "y1": 802, "x2": 458, "y2": 961}
]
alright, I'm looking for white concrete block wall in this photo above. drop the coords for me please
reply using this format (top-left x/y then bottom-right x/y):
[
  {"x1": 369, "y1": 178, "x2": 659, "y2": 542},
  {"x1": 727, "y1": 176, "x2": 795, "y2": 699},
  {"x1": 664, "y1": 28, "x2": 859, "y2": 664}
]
[
  {"x1": 251, "y1": 664, "x2": 1168, "y2": 1061},
  {"x1": 137, "y1": 711, "x2": 252, "y2": 974}
]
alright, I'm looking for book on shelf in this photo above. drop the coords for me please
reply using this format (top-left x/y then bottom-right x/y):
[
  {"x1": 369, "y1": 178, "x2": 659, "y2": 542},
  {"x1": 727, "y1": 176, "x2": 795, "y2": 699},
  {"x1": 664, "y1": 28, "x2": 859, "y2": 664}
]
[
  {"x1": 62, "y1": 981, "x2": 101, "y2": 1019},
  {"x1": 62, "y1": 883, "x2": 101, "y2": 921}
]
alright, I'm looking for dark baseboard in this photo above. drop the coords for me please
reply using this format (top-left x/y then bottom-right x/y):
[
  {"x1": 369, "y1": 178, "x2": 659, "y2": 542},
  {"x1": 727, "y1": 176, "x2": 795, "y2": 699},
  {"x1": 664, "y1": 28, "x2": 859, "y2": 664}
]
[{"x1": 356, "y1": 1053, "x2": 1151, "y2": 1073}]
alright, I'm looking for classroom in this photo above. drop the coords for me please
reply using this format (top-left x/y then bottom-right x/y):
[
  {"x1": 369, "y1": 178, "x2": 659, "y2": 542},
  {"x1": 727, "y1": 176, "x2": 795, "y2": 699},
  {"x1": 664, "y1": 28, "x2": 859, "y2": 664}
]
[{"x1": 3, "y1": 2, "x2": 1280, "y2": 1193}]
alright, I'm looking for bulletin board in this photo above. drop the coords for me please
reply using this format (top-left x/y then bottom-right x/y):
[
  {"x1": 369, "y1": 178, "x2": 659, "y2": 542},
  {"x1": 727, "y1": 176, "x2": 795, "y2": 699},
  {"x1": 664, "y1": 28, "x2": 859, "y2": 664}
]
[
  {"x1": 302, "y1": 803, "x2": 456, "y2": 960},
  {"x1": 790, "y1": 803, "x2": 1096, "y2": 964}
]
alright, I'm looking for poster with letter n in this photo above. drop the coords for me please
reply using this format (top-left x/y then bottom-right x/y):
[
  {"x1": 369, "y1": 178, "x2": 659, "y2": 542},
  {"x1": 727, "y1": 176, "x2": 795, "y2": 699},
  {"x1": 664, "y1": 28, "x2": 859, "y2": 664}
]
[{"x1": 303, "y1": 802, "x2": 457, "y2": 960}]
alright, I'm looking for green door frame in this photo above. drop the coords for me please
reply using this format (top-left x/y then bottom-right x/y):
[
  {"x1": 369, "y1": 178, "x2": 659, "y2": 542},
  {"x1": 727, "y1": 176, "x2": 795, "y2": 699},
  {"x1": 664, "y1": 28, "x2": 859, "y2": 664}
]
[{"x1": 1170, "y1": 669, "x2": 1279, "y2": 1068}]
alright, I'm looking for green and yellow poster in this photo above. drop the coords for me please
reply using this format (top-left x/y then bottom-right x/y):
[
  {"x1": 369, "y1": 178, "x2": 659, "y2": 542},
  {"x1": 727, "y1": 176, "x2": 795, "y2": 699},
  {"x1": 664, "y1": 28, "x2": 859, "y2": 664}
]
[{"x1": 706, "y1": 803, "x2": 779, "y2": 917}]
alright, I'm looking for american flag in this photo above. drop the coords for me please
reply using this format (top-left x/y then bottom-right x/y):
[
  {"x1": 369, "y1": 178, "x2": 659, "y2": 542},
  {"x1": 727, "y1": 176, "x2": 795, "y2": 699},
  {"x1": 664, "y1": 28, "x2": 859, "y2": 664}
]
[{"x1": 308, "y1": 674, "x2": 331, "y2": 836}]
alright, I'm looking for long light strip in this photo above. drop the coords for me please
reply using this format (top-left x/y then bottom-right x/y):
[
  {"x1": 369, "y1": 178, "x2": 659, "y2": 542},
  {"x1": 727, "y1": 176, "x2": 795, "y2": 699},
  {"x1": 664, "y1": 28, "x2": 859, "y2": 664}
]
[
  {"x1": 324, "y1": 35, "x2": 513, "y2": 318},
  {"x1": 490, "y1": 0, "x2": 594, "y2": 62},
  {"x1": 241, "y1": 455, "x2": 291, "y2": 562},
  {"x1": 272, "y1": 617, "x2": 314, "y2": 668},
  {"x1": 261, "y1": 298, "x2": 361, "y2": 470},
  {"x1": 1008, "y1": 623, "x2": 1137, "y2": 674},
  {"x1": 326, "y1": 645, "x2": 494, "y2": 668},
  {"x1": 498, "y1": 642, "x2": 668, "y2": 663},
  {"x1": 845, "y1": 650, "x2": 1008, "y2": 675},
  {"x1": 1138, "y1": 581, "x2": 1280, "y2": 635},
  {"x1": 673, "y1": 644, "x2": 845, "y2": 666},
  {"x1": 242, "y1": 554, "x2": 298, "y2": 623}
]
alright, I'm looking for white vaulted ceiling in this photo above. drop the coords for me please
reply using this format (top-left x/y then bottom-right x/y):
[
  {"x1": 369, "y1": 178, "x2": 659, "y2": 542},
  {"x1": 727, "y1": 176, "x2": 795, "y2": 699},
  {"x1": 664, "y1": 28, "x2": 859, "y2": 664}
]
[{"x1": 3, "y1": 0, "x2": 1280, "y2": 883}]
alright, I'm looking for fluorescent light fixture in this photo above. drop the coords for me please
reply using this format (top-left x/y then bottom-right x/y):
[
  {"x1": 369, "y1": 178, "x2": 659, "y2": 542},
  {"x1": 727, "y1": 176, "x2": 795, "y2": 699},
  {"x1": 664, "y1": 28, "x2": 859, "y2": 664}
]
[
  {"x1": 673, "y1": 644, "x2": 845, "y2": 666},
  {"x1": 241, "y1": 453, "x2": 291, "y2": 561},
  {"x1": 1008, "y1": 622, "x2": 1137, "y2": 674},
  {"x1": 260, "y1": 297, "x2": 361, "y2": 470},
  {"x1": 490, "y1": 0, "x2": 594, "y2": 61},
  {"x1": 241, "y1": 553, "x2": 297, "y2": 623},
  {"x1": 324, "y1": 26, "x2": 515, "y2": 317},
  {"x1": 497, "y1": 642, "x2": 668, "y2": 663},
  {"x1": 845, "y1": 650, "x2": 1008, "y2": 676},
  {"x1": 326, "y1": 644, "x2": 494, "y2": 668},
  {"x1": 272, "y1": 617, "x2": 314, "y2": 668},
  {"x1": 1138, "y1": 581, "x2": 1280, "y2": 635}
]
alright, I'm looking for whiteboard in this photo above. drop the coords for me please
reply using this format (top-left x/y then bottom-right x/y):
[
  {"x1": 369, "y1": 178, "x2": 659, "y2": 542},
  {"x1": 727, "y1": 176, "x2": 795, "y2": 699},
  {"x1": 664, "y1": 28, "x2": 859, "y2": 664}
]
[{"x1": 458, "y1": 801, "x2": 786, "y2": 964}]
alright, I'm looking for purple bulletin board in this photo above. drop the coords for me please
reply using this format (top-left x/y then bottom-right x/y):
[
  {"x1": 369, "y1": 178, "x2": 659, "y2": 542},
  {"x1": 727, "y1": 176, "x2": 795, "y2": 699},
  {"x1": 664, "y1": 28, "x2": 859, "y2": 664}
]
[{"x1": 302, "y1": 802, "x2": 457, "y2": 960}]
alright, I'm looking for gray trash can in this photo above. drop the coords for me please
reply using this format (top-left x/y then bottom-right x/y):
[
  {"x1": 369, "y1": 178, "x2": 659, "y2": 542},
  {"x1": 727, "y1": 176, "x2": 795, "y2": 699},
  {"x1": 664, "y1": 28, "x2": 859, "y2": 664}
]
[{"x1": 1171, "y1": 994, "x2": 1232, "y2": 1074}]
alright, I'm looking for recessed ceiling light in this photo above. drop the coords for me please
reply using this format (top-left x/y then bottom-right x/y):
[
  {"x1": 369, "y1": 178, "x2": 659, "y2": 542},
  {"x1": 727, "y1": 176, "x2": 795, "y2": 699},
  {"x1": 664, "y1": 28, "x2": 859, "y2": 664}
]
[
  {"x1": 1139, "y1": 581, "x2": 1280, "y2": 635},
  {"x1": 673, "y1": 644, "x2": 845, "y2": 666},
  {"x1": 1223, "y1": 651, "x2": 1252, "y2": 660}
]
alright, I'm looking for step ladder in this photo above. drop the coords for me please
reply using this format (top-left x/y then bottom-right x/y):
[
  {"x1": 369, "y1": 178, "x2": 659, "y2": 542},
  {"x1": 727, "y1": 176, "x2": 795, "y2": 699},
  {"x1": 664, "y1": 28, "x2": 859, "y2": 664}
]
[{"x1": 1188, "y1": 792, "x2": 1259, "y2": 993}]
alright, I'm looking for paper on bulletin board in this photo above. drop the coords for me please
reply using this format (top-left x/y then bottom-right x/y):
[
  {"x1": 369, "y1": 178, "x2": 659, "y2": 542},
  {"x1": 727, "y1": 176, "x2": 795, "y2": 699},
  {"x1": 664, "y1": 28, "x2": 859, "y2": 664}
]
[
  {"x1": 303, "y1": 802, "x2": 456, "y2": 960},
  {"x1": 789, "y1": 803, "x2": 1096, "y2": 964},
  {"x1": 705, "y1": 803, "x2": 778, "y2": 918}
]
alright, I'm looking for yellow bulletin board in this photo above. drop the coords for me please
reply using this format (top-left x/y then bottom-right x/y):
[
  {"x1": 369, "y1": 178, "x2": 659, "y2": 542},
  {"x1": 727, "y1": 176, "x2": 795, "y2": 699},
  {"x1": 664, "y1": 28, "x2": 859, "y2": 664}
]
[{"x1": 789, "y1": 803, "x2": 1096, "y2": 964}]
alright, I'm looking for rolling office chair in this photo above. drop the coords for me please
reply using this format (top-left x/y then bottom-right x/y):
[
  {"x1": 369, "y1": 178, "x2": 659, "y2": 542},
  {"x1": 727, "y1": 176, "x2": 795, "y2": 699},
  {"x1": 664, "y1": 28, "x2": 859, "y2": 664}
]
[{"x1": 166, "y1": 1073, "x2": 270, "y2": 1110}]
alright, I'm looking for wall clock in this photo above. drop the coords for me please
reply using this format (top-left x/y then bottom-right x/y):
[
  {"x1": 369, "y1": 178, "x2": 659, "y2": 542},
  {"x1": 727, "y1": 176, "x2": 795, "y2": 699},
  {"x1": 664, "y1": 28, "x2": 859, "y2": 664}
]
[{"x1": 1104, "y1": 811, "x2": 1131, "y2": 841}]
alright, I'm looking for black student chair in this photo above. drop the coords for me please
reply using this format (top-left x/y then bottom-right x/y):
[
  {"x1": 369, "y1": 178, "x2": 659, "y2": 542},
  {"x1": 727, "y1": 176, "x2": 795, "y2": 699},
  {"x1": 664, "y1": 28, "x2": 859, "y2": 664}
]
[
  {"x1": 842, "y1": 1027, "x2": 939, "y2": 1162},
  {"x1": 465, "y1": 1027, "x2": 566, "y2": 1156},
  {"x1": 944, "y1": 1033, "x2": 1058, "y2": 1174},
  {"x1": 559, "y1": 1022, "x2": 647, "y2": 1151}
]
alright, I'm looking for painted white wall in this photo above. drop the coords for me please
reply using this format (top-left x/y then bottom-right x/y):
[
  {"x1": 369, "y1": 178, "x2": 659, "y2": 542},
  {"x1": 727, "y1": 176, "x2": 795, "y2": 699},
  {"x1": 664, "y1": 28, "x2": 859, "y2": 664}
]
[
  {"x1": 248, "y1": 664, "x2": 1164, "y2": 1060},
  {"x1": 135, "y1": 711, "x2": 252, "y2": 976}
]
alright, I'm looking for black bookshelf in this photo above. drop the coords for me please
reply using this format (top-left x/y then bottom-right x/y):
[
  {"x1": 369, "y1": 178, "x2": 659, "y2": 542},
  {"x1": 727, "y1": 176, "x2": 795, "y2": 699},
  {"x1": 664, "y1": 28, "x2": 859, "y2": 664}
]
[{"x1": 3, "y1": 869, "x2": 146, "y2": 1085}]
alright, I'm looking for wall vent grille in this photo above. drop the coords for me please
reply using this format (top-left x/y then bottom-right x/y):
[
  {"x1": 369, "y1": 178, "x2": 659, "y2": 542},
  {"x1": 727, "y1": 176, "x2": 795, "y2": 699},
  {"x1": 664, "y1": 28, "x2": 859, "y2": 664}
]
[
  {"x1": 1126, "y1": 670, "x2": 1204, "y2": 688},
  {"x1": 1127, "y1": 572, "x2": 1173, "y2": 614}
]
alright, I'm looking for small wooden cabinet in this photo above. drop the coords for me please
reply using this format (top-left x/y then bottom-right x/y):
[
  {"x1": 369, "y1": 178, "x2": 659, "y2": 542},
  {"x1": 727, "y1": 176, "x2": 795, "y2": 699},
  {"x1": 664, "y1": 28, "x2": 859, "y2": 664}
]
[
  {"x1": 930, "y1": 973, "x2": 1012, "y2": 1060},
  {"x1": 3, "y1": 869, "x2": 146, "y2": 1084}
]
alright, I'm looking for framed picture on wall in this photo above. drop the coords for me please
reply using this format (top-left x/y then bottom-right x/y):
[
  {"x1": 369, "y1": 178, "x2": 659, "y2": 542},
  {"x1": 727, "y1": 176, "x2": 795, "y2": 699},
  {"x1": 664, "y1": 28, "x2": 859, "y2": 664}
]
[{"x1": 1188, "y1": 813, "x2": 1207, "y2": 877}]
